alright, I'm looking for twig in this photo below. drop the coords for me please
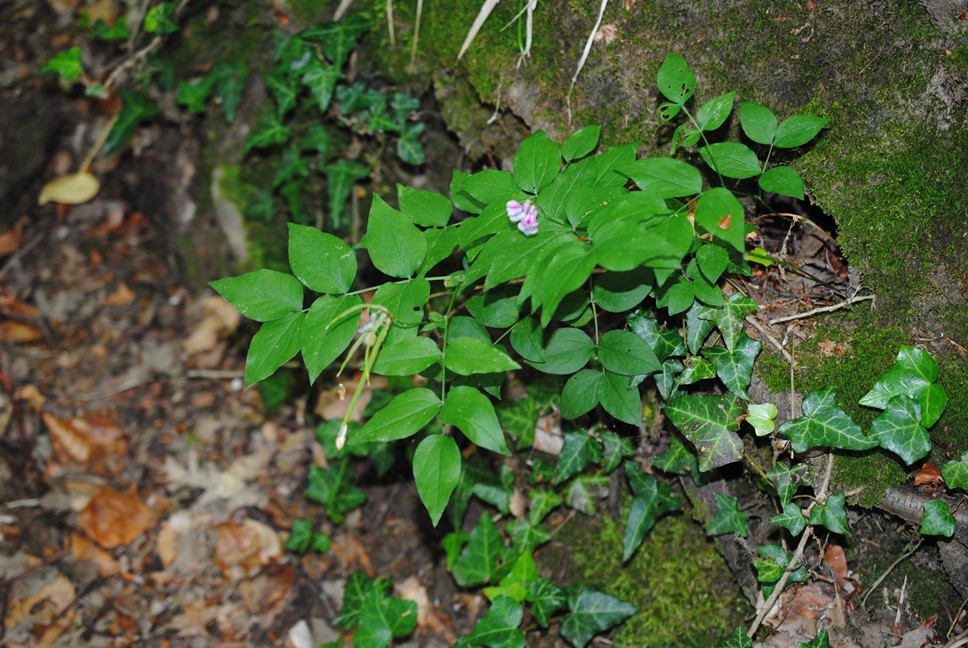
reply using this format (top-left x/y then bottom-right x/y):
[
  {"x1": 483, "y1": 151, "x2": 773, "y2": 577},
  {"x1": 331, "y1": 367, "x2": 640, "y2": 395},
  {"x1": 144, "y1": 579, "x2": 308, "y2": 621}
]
[
  {"x1": 745, "y1": 315, "x2": 794, "y2": 364},
  {"x1": 565, "y1": 0, "x2": 608, "y2": 124},
  {"x1": 386, "y1": 0, "x2": 395, "y2": 47},
  {"x1": 945, "y1": 633, "x2": 968, "y2": 648},
  {"x1": 860, "y1": 538, "x2": 923, "y2": 611},
  {"x1": 768, "y1": 292, "x2": 875, "y2": 325},
  {"x1": 948, "y1": 596, "x2": 968, "y2": 639},
  {"x1": 409, "y1": 0, "x2": 423, "y2": 69},
  {"x1": 747, "y1": 452, "x2": 834, "y2": 638},
  {"x1": 103, "y1": 0, "x2": 190, "y2": 90}
]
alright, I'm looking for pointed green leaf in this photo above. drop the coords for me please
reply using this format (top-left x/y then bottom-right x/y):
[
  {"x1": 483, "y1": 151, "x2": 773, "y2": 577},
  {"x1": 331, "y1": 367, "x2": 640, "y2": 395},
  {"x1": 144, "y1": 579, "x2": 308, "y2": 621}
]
[
  {"x1": 483, "y1": 552, "x2": 538, "y2": 603},
  {"x1": 245, "y1": 111, "x2": 291, "y2": 151},
  {"x1": 696, "y1": 244, "x2": 730, "y2": 283},
  {"x1": 653, "y1": 435, "x2": 700, "y2": 484},
  {"x1": 860, "y1": 346, "x2": 940, "y2": 408},
  {"x1": 809, "y1": 492, "x2": 849, "y2": 535},
  {"x1": 514, "y1": 130, "x2": 561, "y2": 194},
  {"x1": 773, "y1": 114, "x2": 829, "y2": 148},
  {"x1": 371, "y1": 278, "x2": 430, "y2": 328},
  {"x1": 143, "y1": 1, "x2": 177, "y2": 33},
  {"x1": 371, "y1": 336, "x2": 440, "y2": 375},
  {"x1": 525, "y1": 327, "x2": 594, "y2": 375},
  {"x1": 306, "y1": 460, "x2": 366, "y2": 524},
  {"x1": 665, "y1": 395, "x2": 744, "y2": 471},
  {"x1": 942, "y1": 452, "x2": 968, "y2": 491},
  {"x1": 758, "y1": 165, "x2": 804, "y2": 200},
  {"x1": 778, "y1": 387, "x2": 875, "y2": 453},
  {"x1": 363, "y1": 195, "x2": 427, "y2": 278},
  {"x1": 560, "y1": 589, "x2": 637, "y2": 648},
  {"x1": 702, "y1": 333, "x2": 761, "y2": 399},
  {"x1": 441, "y1": 386, "x2": 510, "y2": 455},
  {"x1": 562, "y1": 125, "x2": 602, "y2": 162},
  {"x1": 451, "y1": 168, "x2": 519, "y2": 215},
  {"x1": 413, "y1": 434, "x2": 461, "y2": 527},
  {"x1": 747, "y1": 402, "x2": 779, "y2": 437},
  {"x1": 771, "y1": 502, "x2": 807, "y2": 536},
  {"x1": 799, "y1": 630, "x2": 830, "y2": 648},
  {"x1": 459, "y1": 596, "x2": 525, "y2": 648},
  {"x1": 465, "y1": 288, "x2": 521, "y2": 328},
  {"x1": 601, "y1": 430, "x2": 635, "y2": 473},
  {"x1": 451, "y1": 514, "x2": 509, "y2": 586},
  {"x1": 41, "y1": 47, "x2": 84, "y2": 82},
  {"x1": 920, "y1": 499, "x2": 956, "y2": 537},
  {"x1": 302, "y1": 294, "x2": 362, "y2": 382},
  {"x1": 397, "y1": 184, "x2": 452, "y2": 227},
  {"x1": 302, "y1": 63, "x2": 341, "y2": 113},
  {"x1": 767, "y1": 462, "x2": 810, "y2": 508},
  {"x1": 300, "y1": 12, "x2": 370, "y2": 68},
  {"x1": 627, "y1": 311, "x2": 686, "y2": 361},
  {"x1": 211, "y1": 269, "x2": 304, "y2": 322},
  {"x1": 694, "y1": 188, "x2": 747, "y2": 253},
  {"x1": 721, "y1": 626, "x2": 753, "y2": 648},
  {"x1": 696, "y1": 91, "x2": 735, "y2": 131},
  {"x1": 656, "y1": 52, "x2": 695, "y2": 105},
  {"x1": 599, "y1": 329, "x2": 662, "y2": 377},
  {"x1": 561, "y1": 369, "x2": 604, "y2": 420},
  {"x1": 870, "y1": 395, "x2": 930, "y2": 465},
  {"x1": 288, "y1": 223, "x2": 356, "y2": 294},
  {"x1": 598, "y1": 370, "x2": 642, "y2": 426},
  {"x1": 352, "y1": 388, "x2": 440, "y2": 445},
  {"x1": 685, "y1": 302, "x2": 716, "y2": 354},
  {"x1": 592, "y1": 267, "x2": 653, "y2": 313},
  {"x1": 623, "y1": 463, "x2": 680, "y2": 560},
  {"x1": 334, "y1": 571, "x2": 371, "y2": 628},
  {"x1": 555, "y1": 431, "x2": 603, "y2": 483},
  {"x1": 739, "y1": 102, "x2": 778, "y2": 145},
  {"x1": 706, "y1": 493, "x2": 748, "y2": 536},
  {"x1": 919, "y1": 382, "x2": 947, "y2": 428},
  {"x1": 526, "y1": 578, "x2": 567, "y2": 627},
  {"x1": 245, "y1": 312, "x2": 304, "y2": 386},
  {"x1": 698, "y1": 143, "x2": 762, "y2": 179},
  {"x1": 620, "y1": 157, "x2": 703, "y2": 198},
  {"x1": 445, "y1": 337, "x2": 520, "y2": 376}
]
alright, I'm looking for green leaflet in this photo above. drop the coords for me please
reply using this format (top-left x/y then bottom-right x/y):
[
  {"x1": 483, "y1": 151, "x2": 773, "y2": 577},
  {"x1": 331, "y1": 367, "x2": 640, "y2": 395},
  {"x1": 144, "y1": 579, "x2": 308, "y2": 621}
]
[
  {"x1": 445, "y1": 337, "x2": 520, "y2": 376},
  {"x1": 440, "y1": 386, "x2": 510, "y2": 455},
  {"x1": 561, "y1": 124, "x2": 601, "y2": 162},
  {"x1": 698, "y1": 142, "x2": 762, "y2": 180},
  {"x1": 513, "y1": 130, "x2": 561, "y2": 194},
  {"x1": 363, "y1": 195, "x2": 427, "y2": 278},
  {"x1": 302, "y1": 294, "x2": 362, "y2": 382},
  {"x1": 413, "y1": 434, "x2": 461, "y2": 527},
  {"x1": 211, "y1": 269, "x2": 304, "y2": 322},
  {"x1": 351, "y1": 388, "x2": 440, "y2": 445},
  {"x1": 245, "y1": 312, "x2": 305, "y2": 386},
  {"x1": 598, "y1": 329, "x2": 662, "y2": 377},
  {"x1": 656, "y1": 52, "x2": 695, "y2": 105}
]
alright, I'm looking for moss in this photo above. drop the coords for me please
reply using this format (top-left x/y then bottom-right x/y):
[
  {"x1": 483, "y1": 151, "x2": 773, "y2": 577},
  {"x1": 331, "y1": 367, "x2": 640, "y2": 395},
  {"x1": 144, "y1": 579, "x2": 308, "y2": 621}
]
[{"x1": 548, "y1": 503, "x2": 749, "y2": 646}]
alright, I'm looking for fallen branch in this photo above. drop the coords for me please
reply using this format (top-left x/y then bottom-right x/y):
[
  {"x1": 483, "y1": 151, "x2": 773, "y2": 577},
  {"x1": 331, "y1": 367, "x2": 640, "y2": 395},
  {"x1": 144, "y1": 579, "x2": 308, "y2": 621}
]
[
  {"x1": 768, "y1": 292, "x2": 875, "y2": 325},
  {"x1": 860, "y1": 538, "x2": 922, "y2": 611}
]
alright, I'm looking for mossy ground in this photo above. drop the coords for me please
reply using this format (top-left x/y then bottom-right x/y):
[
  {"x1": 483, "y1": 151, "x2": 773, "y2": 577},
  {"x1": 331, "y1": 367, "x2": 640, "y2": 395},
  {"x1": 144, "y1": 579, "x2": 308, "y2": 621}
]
[{"x1": 543, "y1": 500, "x2": 750, "y2": 647}]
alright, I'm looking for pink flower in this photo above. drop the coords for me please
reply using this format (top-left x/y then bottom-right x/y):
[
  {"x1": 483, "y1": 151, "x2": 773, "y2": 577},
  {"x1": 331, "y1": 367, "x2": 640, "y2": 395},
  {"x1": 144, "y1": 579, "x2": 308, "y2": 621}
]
[{"x1": 506, "y1": 199, "x2": 539, "y2": 236}]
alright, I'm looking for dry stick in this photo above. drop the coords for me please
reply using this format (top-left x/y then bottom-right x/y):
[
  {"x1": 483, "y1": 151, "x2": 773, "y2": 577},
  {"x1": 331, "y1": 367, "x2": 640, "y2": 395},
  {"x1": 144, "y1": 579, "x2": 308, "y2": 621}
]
[
  {"x1": 409, "y1": 0, "x2": 423, "y2": 69},
  {"x1": 949, "y1": 596, "x2": 968, "y2": 640},
  {"x1": 747, "y1": 451, "x2": 835, "y2": 638},
  {"x1": 768, "y1": 292, "x2": 875, "y2": 325},
  {"x1": 565, "y1": 0, "x2": 608, "y2": 124},
  {"x1": 386, "y1": 0, "x2": 395, "y2": 47},
  {"x1": 103, "y1": 0, "x2": 191, "y2": 90},
  {"x1": 859, "y1": 538, "x2": 923, "y2": 611},
  {"x1": 745, "y1": 315, "x2": 794, "y2": 364}
]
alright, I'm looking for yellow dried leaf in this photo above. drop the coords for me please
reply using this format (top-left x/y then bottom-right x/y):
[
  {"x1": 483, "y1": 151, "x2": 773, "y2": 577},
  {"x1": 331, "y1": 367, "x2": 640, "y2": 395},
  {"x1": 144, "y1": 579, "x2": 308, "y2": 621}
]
[{"x1": 38, "y1": 172, "x2": 100, "y2": 206}]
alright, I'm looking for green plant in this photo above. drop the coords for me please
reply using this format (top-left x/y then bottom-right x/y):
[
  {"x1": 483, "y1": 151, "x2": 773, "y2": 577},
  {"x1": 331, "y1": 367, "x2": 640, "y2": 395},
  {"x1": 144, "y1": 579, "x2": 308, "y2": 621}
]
[{"x1": 213, "y1": 52, "x2": 960, "y2": 646}]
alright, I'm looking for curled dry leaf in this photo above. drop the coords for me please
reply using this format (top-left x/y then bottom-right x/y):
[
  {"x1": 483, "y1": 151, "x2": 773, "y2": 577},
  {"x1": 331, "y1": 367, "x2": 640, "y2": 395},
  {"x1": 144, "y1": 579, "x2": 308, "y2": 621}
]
[
  {"x1": 214, "y1": 518, "x2": 283, "y2": 579},
  {"x1": 822, "y1": 543, "x2": 850, "y2": 589},
  {"x1": 395, "y1": 575, "x2": 457, "y2": 643},
  {"x1": 913, "y1": 462, "x2": 943, "y2": 487},
  {"x1": 78, "y1": 487, "x2": 158, "y2": 549},
  {"x1": 42, "y1": 411, "x2": 128, "y2": 474},
  {"x1": 38, "y1": 172, "x2": 101, "y2": 206},
  {"x1": 239, "y1": 562, "x2": 297, "y2": 627}
]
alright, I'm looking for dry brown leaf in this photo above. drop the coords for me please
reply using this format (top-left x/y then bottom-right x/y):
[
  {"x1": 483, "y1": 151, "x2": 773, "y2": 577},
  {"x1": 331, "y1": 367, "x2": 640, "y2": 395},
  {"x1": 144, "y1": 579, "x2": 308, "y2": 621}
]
[
  {"x1": 914, "y1": 462, "x2": 943, "y2": 487},
  {"x1": 38, "y1": 172, "x2": 100, "y2": 206},
  {"x1": 214, "y1": 518, "x2": 283, "y2": 579},
  {"x1": 331, "y1": 532, "x2": 374, "y2": 576},
  {"x1": 0, "y1": 320, "x2": 43, "y2": 344},
  {"x1": 69, "y1": 531, "x2": 120, "y2": 577},
  {"x1": 239, "y1": 562, "x2": 296, "y2": 627},
  {"x1": 18, "y1": 384, "x2": 45, "y2": 411},
  {"x1": 395, "y1": 575, "x2": 457, "y2": 643},
  {"x1": 79, "y1": 0, "x2": 118, "y2": 26},
  {"x1": 3, "y1": 565, "x2": 76, "y2": 647},
  {"x1": 0, "y1": 225, "x2": 22, "y2": 257},
  {"x1": 42, "y1": 411, "x2": 128, "y2": 474},
  {"x1": 823, "y1": 543, "x2": 849, "y2": 589},
  {"x1": 101, "y1": 282, "x2": 135, "y2": 306},
  {"x1": 77, "y1": 487, "x2": 158, "y2": 548},
  {"x1": 183, "y1": 295, "x2": 241, "y2": 354}
]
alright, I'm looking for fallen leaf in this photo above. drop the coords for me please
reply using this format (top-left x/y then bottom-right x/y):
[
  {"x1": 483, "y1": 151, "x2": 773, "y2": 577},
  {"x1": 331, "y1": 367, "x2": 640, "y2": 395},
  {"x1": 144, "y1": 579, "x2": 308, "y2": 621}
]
[
  {"x1": 0, "y1": 320, "x2": 43, "y2": 344},
  {"x1": 0, "y1": 224, "x2": 22, "y2": 257},
  {"x1": 214, "y1": 518, "x2": 283, "y2": 579},
  {"x1": 3, "y1": 565, "x2": 76, "y2": 647},
  {"x1": 77, "y1": 487, "x2": 158, "y2": 548},
  {"x1": 331, "y1": 532, "x2": 374, "y2": 576},
  {"x1": 913, "y1": 462, "x2": 943, "y2": 487},
  {"x1": 18, "y1": 384, "x2": 45, "y2": 411},
  {"x1": 395, "y1": 575, "x2": 457, "y2": 643},
  {"x1": 38, "y1": 172, "x2": 101, "y2": 206},
  {"x1": 101, "y1": 282, "x2": 135, "y2": 306},
  {"x1": 69, "y1": 531, "x2": 120, "y2": 576},
  {"x1": 239, "y1": 562, "x2": 296, "y2": 626},
  {"x1": 42, "y1": 411, "x2": 129, "y2": 474},
  {"x1": 183, "y1": 295, "x2": 241, "y2": 355},
  {"x1": 823, "y1": 543, "x2": 849, "y2": 589}
]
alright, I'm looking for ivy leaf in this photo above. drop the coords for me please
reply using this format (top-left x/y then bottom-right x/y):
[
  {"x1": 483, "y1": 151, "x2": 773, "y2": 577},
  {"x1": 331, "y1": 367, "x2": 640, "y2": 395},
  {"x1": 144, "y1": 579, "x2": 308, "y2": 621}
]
[
  {"x1": 656, "y1": 52, "x2": 695, "y2": 105},
  {"x1": 721, "y1": 626, "x2": 753, "y2": 648},
  {"x1": 653, "y1": 435, "x2": 700, "y2": 484},
  {"x1": 322, "y1": 160, "x2": 369, "y2": 229},
  {"x1": 773, "y1": 114, "x2": 829, "y2": 148},
  {"x1": 778, "y1": 387, "x2": 876, "y2": 453},
  {"x1": 685, "y1": 302, "x2": 716, "y2": 354},
  {"x1": 285, "y1": 518, "x2": 331, "y2": 554},
  {"x1": 413, "y1": 434, "x2": 461, "y2": 527},
  {"x1": 665, "y1": 395, "x2": 744, "y2": 471},
  {"x1": 440, "y1": 386, "x2": 510, "y2": 455},
  {"x1": 694, "y1": 188, "x2": 749, "y2": 253},
  {"x1": 679, "y1": 356, "x2": 716, "y2": 386},
  {"x1": 920, "y1": 500, "x2": 956, "y2": 537},
  {"x1": 371, "y1": 336, "x2": 440, "y2": 375},
  {"x1": 143, "y1": 1, "x2": 178, "y2": 33},
  {"x1": 627, "y1": 311, "x2": 686, "y2": 361},
  {"x1": 363, "y1": 195, "x2": 427, "y2": 278},
  {"x1": 514, "y1": 130, "x2": 561, "y2": 194},
  {"x1": 598, "y1": 329, "x2": 662, "y2": 377},
  {"x1": 506, "y1": 520, "x2": 550, "y2": 555},
  {"x1": 623, "y1": 463, "x2": 680, "y2": 561},
  {"x1": 496, "y1": 396, "x2": 539, "y2": 449},
  {"x1": 526, "y1": 578, "x2": 568, "y2": 627},
  {"x1": 739, "y1": 102, "x2": 778, "y2": 145},
  {"x1": 555, "y1": 431, "x2": 602, "y2": 483},
  {"x1": 696, "y1": 91, "x2": 736, "y2": 131},
  {"x1": 799, "y1": 631, "x2": 830, "y2": 648},
  {"x1": 561, "y1": 369, "x2": 604, "y2": 420},
  {"x1": 562, "y1": 125, "x2": 601, "y2": 162},
  {"x1": 451, "y1": 514, "x2": 509, "y2": 586},
  {"x1": 302, "y1": 63, "x2": 341, "y2": 113},
  {"x1": 288, "y1": 223, "x2": 356, "y2": 294},
  {"x1": 527, "y1": 490, "x2": 562, "y2": 526},
  {"x1": 860, "y1": 346, "x2": 945, "y2": 426},
  {"x1": 698, "y1": 142, "x2": 762, "y2": 180},
  {"x1": 41, "y1": 47, "x2": 84, "y2": 82},
  {"x1": 457, "y1": 596, "x2": 525, "y2": 648},
  {"x1": 245, "y1": 111, "x2": 292, "y2": 151},
  {"x1": 702, "y1": 333, "x2": 761, "y2": 400},
  {"x1": 525, "y1": 327, "x2": 595, "y2": 375},
  {"x1": 870, "y1": 396, "x2": 931, "y2": 465},
  {"x1": 600, "y1": 430, "x2": 635, "y2": 473},
  {"x1": 620, "y1": 157, "x2": 703, "y2": 199},
  {"x1": 771, "y1": 502, "x2": 807, "y2": 537},
  {"x1": 105, "y1": 89, "x2": 159, "y2": 154},
  {"x1": 918, "y1": 383, "x2": 947, "y2": 429},
  {"x1": 483, "y1": 552, "x2": 538, "y2": 603},
  {"x1": 300, "y1": 12, "x2": 370, "y2": 68},
  {"x1": 245, "y1": 312, "x2": 305, "y2": 386},
  {"x1": 942, "y1": 452, "x2": 968, "y2": 491},
  {"x1": 306, "y1": 459, "x2": 367, "y2": 523},
  {"x1": 211, "y1": 269, "x2": 304, "y2": 322},
  {"x1": 175, "y1": 77, "x2": 214, "y2": 113},
  {"x1": 809, "y1": 492, "x2": 850, "y2": 535},
  {"x1": 355, "y1": 582, "x2": 419, "y2": 648},
  {"x1": 564, "y1": 475, "x2": 610, "y2": 515},
  {"x1": 706, "y1": 493, "x2": 748, "y2": 537},
  {"x1": 445, "y1": 337, "x2": 520, "y2": 376},
  {"x1": 335, "y1": 571, "x2": 373, "y2": 627},
  {"x1": 302, "y1": 294, "x2": 362, "y2": 382},
  {"x1": 598, "y1": 370, "x2": 643, "y2": 426},
  {"x1": 560, "y1": 589, "x2": 637, "y2": 648},
  {"x1": 352, "y1": 388, "x2": 440, "y2": 445},
  {"x1": 758, "y1": 165, "x2": 804, "y2": 200},
  {"x1": 747, "y1": 403, "x2": 778, "y2": 436},
  {"x1": 767, "y1": 462, "x2": 810, "y2": 508},
  {"x1": 266, "y1": 71, "x2": 297, "y2": 115}
]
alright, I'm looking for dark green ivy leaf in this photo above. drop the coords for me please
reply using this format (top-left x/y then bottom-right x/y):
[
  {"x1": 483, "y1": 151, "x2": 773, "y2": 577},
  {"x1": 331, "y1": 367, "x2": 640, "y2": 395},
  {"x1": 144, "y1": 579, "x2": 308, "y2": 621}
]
[
  {"x1": 305, "y1": 459, "x2": 367, "y2": 524},
  {"x1": 942, "y1": 452, "x2": 968, "y2": 491},
  {"x1": 771, "y1": 502, "x2": 807, "y2": 537},
  {"x1": 665, "y1": 395, "x2": 744, "y2": 471},
  {"x1": 456, "y1": 596, "x2": 525, "y2": 648},
  {"x1": 920, "y1": 499, "x2": 956, "y2": 537},
  {"x1": 451, "y1": 513, "x2": 510, "y2": 587},
  {"x1": 870, "y1": 395, "x2": 930, "y2": 465},
  {"x1": 799, "y1": 630, "x2": 830, "y2": 648},
  {"x1": 720, "y1": 626, "x2": 753, "y2": 648},
  {"x1": 560, "y1": 589, "x2": 637, "y2": 648},
  {"x1": 778, "y1": 387, "x2": 875, "y2": 453},
  {"x1": 809, "y1": 492, "x2": 850, "y2": 535},
  {"x1": 623, "y1": 463, "x2": 680, "y2": 561},
  {"x1": 526, "y1": 578, "x2": 568, "y2": 627},
  {"x1": 701, "y1": 333, "x2": 761, "y2": 400},
  {"x1": 767, "y1": 462, "x2": 810, "y2": 508},
  {"x1": 555, "y1": 431, "x2": 603, "y2": 483},
  {"x1": 706, "y1": 492, "x2": 748, "y2": 537}
]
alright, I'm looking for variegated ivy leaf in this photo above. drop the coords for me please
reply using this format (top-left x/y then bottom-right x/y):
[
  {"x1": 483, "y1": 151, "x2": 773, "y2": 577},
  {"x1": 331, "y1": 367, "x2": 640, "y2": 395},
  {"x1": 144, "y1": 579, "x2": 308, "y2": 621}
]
[
  {"x1": 860, "y1": 345, "x2": 946, "y2": 427},
  {"x1": 702, "y1": 333, "x2": 761, "y2": 400},
  {"x1": 800, "y1": 631, "x2": 830, "y2": 648},
  {"x1": 771, "y1": 502, "x2": 807, "y2": 536},
  {"x1": 706, "y1": 492, "x2": 748, "y2": 537},
  {"x1": 809, "y1": 492, "x2": 849, "y2": 535},
  {"x1": 767, "y1": 462, "x2": 810, "y2": 508},
  {"x1": 665, "y1": 394, "x2": 744, "y2": 471},
  {"x1": 747, "y1": 402, "x2": 779, "y2": 436},
  {"x1": 777, "y1": 387, "x2": 876, "y2": 453},
  {"x1": 721, "y1": 627, "x2": 752, "y2": 648},
  {"x1": 600, "y1": 430, "x2": 635, "y2": 473},
  {"x1": 869, "y1": 395, "x2": 930, "y2": 465},
  {"x1": 555, "y1": 431, "x2": 602, "y2": 483},
  {"x1": 920, "y1": 499, "x2": 956, "y2": 537},
  {"x1": 942, "y1": 452, "x2": 968, "y2": 491},
  {"x1": 698, "y1": 293, "x2": 758, "y2": 352},
  {"x1": 653, "y1": 435, "x2": 700, "y2": 484}
]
